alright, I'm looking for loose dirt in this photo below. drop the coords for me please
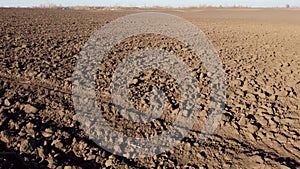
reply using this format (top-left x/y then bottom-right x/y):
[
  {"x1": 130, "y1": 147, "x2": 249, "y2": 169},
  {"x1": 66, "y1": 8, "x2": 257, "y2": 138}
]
[{"x1": 0, "y1": 7, "x2": 299, "y2": 168}]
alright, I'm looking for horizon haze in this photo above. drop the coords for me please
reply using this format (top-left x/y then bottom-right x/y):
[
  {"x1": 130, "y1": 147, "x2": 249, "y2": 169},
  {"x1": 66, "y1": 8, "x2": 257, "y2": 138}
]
[{"x1": 1, "y1": 0, "x2": 300, "y2": 8}]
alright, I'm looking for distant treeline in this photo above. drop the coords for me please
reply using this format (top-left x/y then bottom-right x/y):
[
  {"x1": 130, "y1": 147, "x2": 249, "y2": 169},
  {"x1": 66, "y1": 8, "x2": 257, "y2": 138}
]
[{"x1": 32, "y1": 4, "x2": 299, "y2": 9}]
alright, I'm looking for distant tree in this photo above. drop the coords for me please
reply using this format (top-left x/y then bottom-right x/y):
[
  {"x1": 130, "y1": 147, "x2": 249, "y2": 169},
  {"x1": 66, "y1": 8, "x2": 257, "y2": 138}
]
[{"x1": 286, "y1": 4, "x2": 290, "y2": 8}]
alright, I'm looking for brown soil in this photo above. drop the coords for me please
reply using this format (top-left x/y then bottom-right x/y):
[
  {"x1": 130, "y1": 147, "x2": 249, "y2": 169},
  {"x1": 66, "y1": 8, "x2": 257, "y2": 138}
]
[{"x1": 0, "y1": 7, "x2": 299, "y2": 169}]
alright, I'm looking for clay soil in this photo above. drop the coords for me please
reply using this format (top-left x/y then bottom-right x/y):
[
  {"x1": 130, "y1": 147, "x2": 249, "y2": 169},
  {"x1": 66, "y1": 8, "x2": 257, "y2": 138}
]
[{"x1": 0, "y1": 7, "x2": 299, "y2": 168}]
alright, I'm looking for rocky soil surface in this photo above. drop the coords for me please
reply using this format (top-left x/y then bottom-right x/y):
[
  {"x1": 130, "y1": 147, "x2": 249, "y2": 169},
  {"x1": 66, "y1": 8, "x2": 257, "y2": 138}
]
[{"x1": 0, "y1": 8, "x2": 300, "y2": 168}]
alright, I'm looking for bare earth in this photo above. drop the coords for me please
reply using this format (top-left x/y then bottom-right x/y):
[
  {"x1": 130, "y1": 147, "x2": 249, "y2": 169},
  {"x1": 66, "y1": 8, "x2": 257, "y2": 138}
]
[{"x1": 0, "y1": 8, "x2": 299, "y2": 168}]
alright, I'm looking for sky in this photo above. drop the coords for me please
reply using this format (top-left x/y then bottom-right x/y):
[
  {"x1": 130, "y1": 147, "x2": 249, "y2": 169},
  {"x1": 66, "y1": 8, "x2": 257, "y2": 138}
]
[{"x1": 1, "y1": 0, "x2": 300, "y2": 8}]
